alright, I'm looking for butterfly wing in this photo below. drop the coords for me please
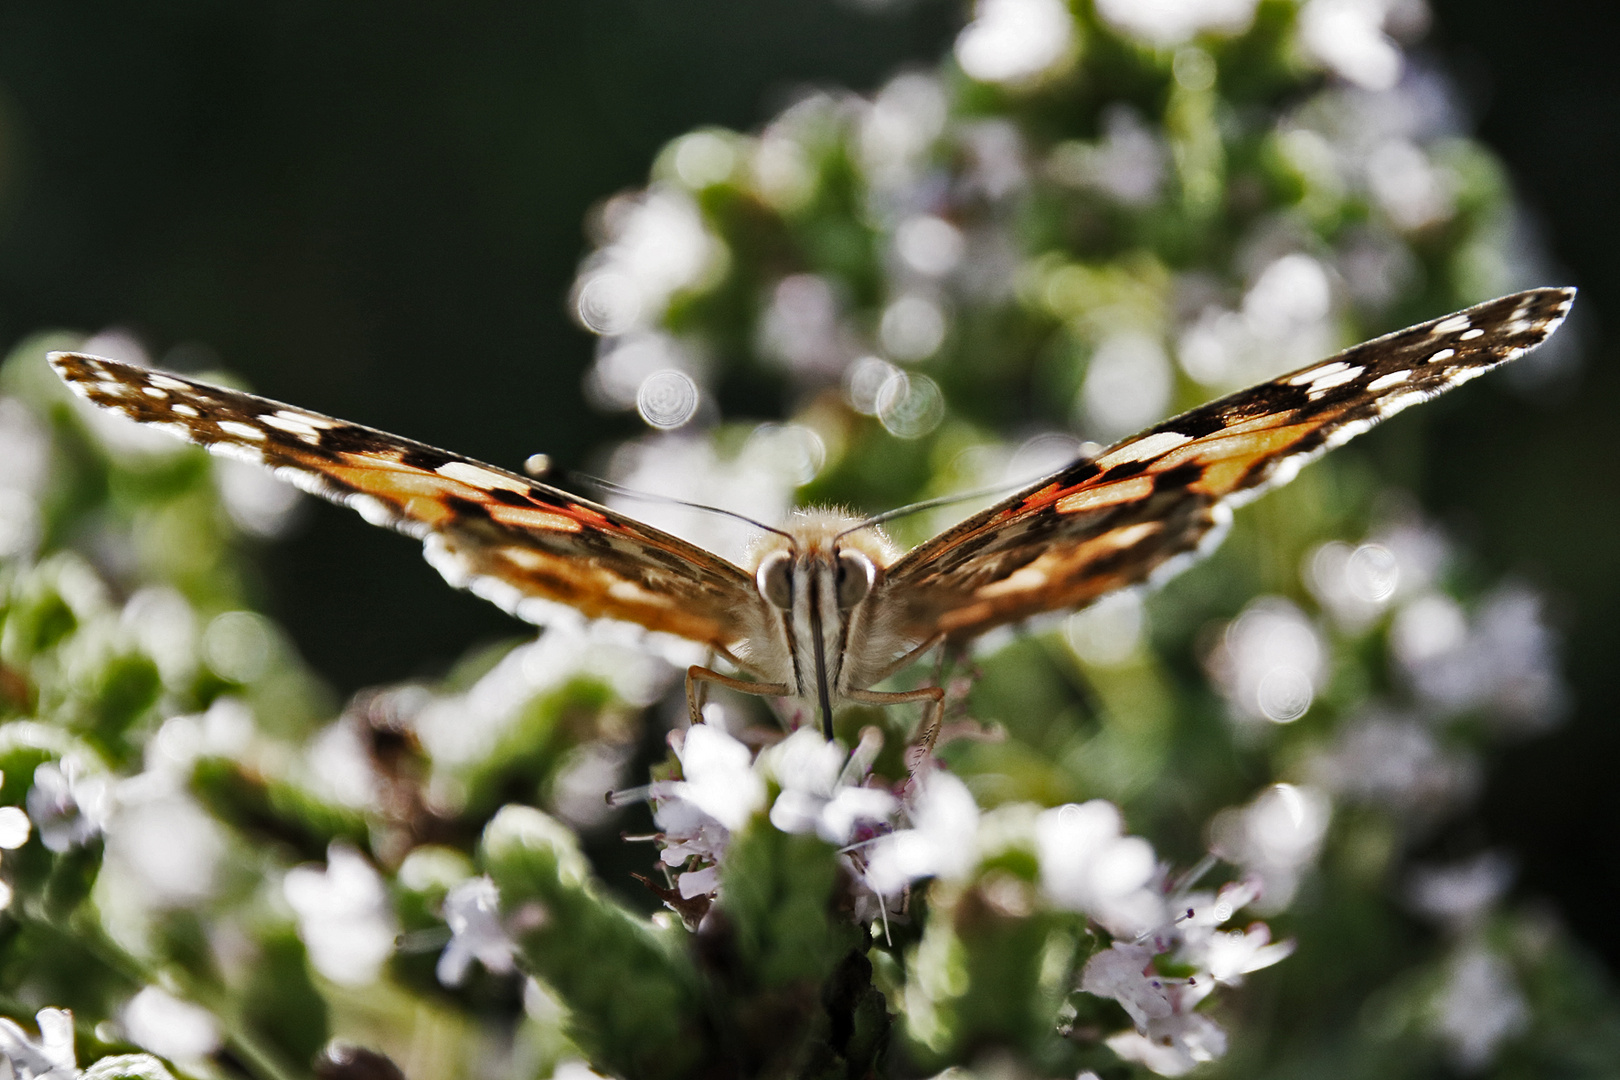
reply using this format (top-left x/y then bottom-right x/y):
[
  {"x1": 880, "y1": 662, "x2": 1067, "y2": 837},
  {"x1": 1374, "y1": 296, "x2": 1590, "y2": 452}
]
[
  {"x1": 50, "y1": 353, "x2": 758, "y2": 650},
  {"x1": 880, "y1": 287, "x2": 1576, "y2": 641}
]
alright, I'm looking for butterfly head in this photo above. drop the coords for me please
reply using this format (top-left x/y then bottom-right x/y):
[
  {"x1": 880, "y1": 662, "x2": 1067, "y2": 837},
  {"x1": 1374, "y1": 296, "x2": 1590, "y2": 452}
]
[{"x1": 745, "y1": 510, "x2": 897, "y2": 735}]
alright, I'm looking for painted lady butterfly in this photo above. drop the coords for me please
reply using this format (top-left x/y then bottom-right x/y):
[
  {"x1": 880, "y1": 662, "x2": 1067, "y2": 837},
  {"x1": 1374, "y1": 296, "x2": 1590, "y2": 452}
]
[{"x1": 50, "y1": 287, "x2": 1575, "y2": 741}]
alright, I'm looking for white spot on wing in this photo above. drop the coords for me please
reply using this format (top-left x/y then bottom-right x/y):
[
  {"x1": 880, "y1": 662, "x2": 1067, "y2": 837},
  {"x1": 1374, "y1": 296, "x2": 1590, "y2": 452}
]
[
  {"x1": 1366, "y1": 370, "x2": 1411, "y2": 392},
  {"x1": 1431, "y1": 314, "x2": 1470, "y2": 335},
  {"x1": 260, "y1": 413, "x2": 326, "y2": 443},
  {"x1": 218, "y1": 420, "x2": 267, "y2": 441},
  {"x1": 1099, "y1": 430, "x2": 1192, "y2": 465},
  {"x1": 276, "y1": 408, "x2": 339, "y2": 429},
  {"x1": 1288, "y1": 361, "x2": 1351, "y2": 387},
  {"x1": 1459, "y1": 328, "x2": 1485, "y2": 340},
  {"x1": 172, "y1": 403, "x2": 200, "y2": 417},
  {"x1": 147, "y1": 374, "x2": 192, "y2": 392},
  {"x1": 435, "y1": 461, "x2": 529, "y2": 492},
  {"x1": 141, "y1": 386, "x2": 168, "y2": 399},
  {"x1": 1426, "y1": 348, "x2": 1455, "y2": 364}
]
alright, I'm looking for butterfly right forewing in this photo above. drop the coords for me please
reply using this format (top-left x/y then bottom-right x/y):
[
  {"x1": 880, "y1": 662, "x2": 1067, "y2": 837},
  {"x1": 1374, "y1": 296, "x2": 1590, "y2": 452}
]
[{"x1": 879, "y1": 287, "x2": 1576, "y2": 644}]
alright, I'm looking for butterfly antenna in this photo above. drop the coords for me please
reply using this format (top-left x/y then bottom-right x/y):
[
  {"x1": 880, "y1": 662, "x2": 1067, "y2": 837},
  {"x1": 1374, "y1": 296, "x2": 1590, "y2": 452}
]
[
  {"x1": 834, "y1": 473, "x2": 1066, "y2": 540},
  {"x1": 568, "y1": 471, "x2": 795, "y2": 540}
]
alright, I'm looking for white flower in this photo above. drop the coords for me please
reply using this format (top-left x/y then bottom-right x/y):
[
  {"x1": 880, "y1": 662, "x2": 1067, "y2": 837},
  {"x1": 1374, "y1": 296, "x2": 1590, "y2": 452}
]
[
  {"x1": 1299, "y1": 0, "x2": 1405, "y2": 92},
  {"x1": 283, "y1": 845, "x2": 398, "y2": 987},
  {"x1": 436, "y1": 876, "x2": 518, "y2": 987},
  {"x1": 1433, "y1": 945, "x2": 1528, "y2": 1071},
  {"x1": 121, "y1": 987, "x2": 220, "y2": 1064},
  {"x1": 1035, "y1": 801, "x2": 1163, "y2": 936},
  {"x1": 865, "y1": 771, "x2": 980, "y2": 895},
  {"x1": 1206, "y1": 597, "x2": 1327, "y2": 725},
  {"x1": 1106, "y1": 1012, "x2": 1228, "y2": 1077},
  {"x1": 1081, "y1": 869, "x2": 1290, "y2": 1076},
  {"x1": 645, "y1": 724, "x2": 764, "y2": 900},
  {"x1": 0, "y1": 1008, "x2": 77, "y2": 1079},
  {"x1": 1093, "y1": 0, "x2": 1258, "y2": 46},
  {"x1": 27, "y1": 760, "x2": 111, "y2": 853},
  {"x1": 670, "y1": 724, "x2": 765, "y2": 832},
  {"x1": 954, "y1": 0, "x2": 1074, "y2": 85},
  {"x1": 1082, "y1": 943, "x2": 1174, "y2": 1029},
  {"x1": 1203, "y1": 923, "x2": 1295, "y2": 985},
  {"x1": 1209, "y1": 783, "x2": 1330, "y2": 912},
  {"x1": 762, "y1": 729, "x2": 895, "y2": 845}
]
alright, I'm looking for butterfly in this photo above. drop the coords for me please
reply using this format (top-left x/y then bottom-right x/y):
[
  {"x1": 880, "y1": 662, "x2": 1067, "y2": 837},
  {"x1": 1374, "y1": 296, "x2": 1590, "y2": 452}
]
[{"x1": 50, "y1": 287, "x2": 1574, "y2": 743}]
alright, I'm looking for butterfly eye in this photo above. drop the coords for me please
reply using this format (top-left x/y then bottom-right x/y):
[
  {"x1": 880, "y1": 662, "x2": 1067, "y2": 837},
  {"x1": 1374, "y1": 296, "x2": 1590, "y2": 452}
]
[
  {"x1": 835, "y1": 550, "x2": 875, "y2": 609},
  {"x1": 756, "y1": 550, "x2": 794, "y2": 609}
]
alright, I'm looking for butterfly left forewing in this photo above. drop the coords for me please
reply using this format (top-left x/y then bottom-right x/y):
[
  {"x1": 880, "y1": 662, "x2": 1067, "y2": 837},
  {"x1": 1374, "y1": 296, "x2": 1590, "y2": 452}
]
[
  {"x1": 880, "y1": 287, "x2": 1576, "y2": 643},
  {"x1": 49, "y1": 352, "x2": 759, "y2": 650}
]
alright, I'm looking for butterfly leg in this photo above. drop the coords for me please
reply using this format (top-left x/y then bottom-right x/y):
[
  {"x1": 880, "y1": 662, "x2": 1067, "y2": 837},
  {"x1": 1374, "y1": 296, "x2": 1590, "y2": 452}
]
[
  {"x1": 685, "y1": 665, "x2": 790, "y2": 726},
  {"x1": 846, "y1": 685, "x2": 945, "y2": 772}
]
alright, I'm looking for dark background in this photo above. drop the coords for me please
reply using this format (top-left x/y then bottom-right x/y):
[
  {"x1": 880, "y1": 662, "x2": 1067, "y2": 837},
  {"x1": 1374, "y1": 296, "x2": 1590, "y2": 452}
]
[{"x1": 0, "y1": 1, "x2": 1614, "y2": 970}]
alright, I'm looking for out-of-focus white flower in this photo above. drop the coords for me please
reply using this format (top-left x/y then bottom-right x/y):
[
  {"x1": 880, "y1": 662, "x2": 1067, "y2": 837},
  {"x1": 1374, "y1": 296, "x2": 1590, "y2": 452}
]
[
  {"x1": 1047, "y1": 107, "x2": 1168, "y2": 206},
  {"x1": 1299, "y1": 0, "x2": 1404, "y2": 92},
  {"x1": 572, "y1": 188, "x2": 726, "y2": 335},
  {"x1": 759, "y1": 274, "x2": 856, "y2": 377},
  {"x1": 1307, "y1": 712, "x2": 1479, "y2": 817},
  {"x1": 550, "y1": 742, "x2": 634, "y2": 831},
  {"x1": 213, "y1": 456, "x2": 304, "y2": 539},
  {"x1": 121, "y1": 987, "x2": 221, "y2": 1064},
  {"x1": 1210, "y1": 784, "x2": 1330, "y2": 912},
  {"x1": 0, "y1": 795, "x2": 28, "y2": 911},
  {"x1": 0, "y1": 397, "x2": 51, "y2": 559},
  {"x1": 605, "y1": 433, "x2": 802, "y2": 568},
  {"x1": 879, "y1": 294, "x2": 948, "y2": 362},
  {"x1": 1079, "y1": 332, "x2": 1173, "y2": 441},
  {"x1": 1408, "y1": 852, "x2": 1513, "y2": 930},
  {"x1": 1304, "y1": 540, "x2": 1400, "y2": 629},
  {"x1": 27, "y1": 759, "x2": 112, "y2": 853},
  {"x1": 436, "y1": 876, "x2": 518, "y2": 987},
  {"x1": 120, "y1": 588, "x2": 200, "y2": 688},
  {"x1": 1066, "y1": 590, "x2": 1147, "y2": 667},
  {"x1": 0, "y1": 1007, "x2": 77, "y2": 1079},
  {"x1": 763, "y1": 729, "x2": 895, "y2": 845},
  {"x1": 1366, "y1": 138, "x2": 1455, "y2": 230},
  {"x1": 865, "y1": 772, "x2": 981, "y2": 895},
  {"x1": 1035, "y1": 801, "x2": 1163, "y2": 936},
  {"x1": 301, "y1": 721, "x2": 381, "y2": 813},
  {"x1": 1432, "y1": 945, "x2": 1528, "y2": 1071},
  {"x1": 103, "y1": 781, "x2": 226, "y2": 912},
  {"x1": 954, "y1": 0, "x2": 1074, "y2": 85},
  {"x1": 860, "y1": 74, "x2": 948, "y2": 192},
  {"x1": 894, "y1": 215, "x2": 965, "y2": 279},
  {"x1": 1094, "y1": 0, "x2": 1258, "y2": 46},
  {"x1": 586, "y1": 331, "x2": 706, "y2": 413},
  {"x1": 283, "y1": 844, "x2": 399, "y2": 986},
  {"x1": 414, "y1": 624, "x2": 689, "y2": 792},
  {"x1": 1392, "y1": 585, "x2": 1568, "y2": 731},
  {"x1": 1179, "y1": 254, "x2": 1338, "y2": 389},
  {"x1": 1206, "y1": 598, "x2": 1327, "y2": 726}
]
